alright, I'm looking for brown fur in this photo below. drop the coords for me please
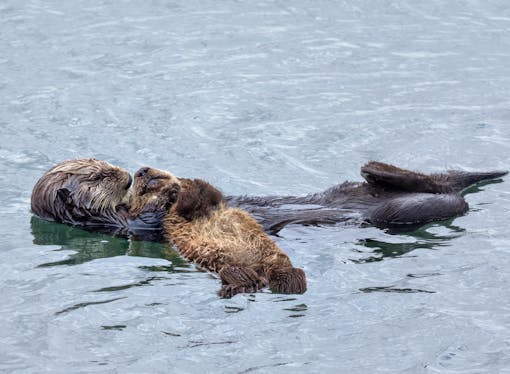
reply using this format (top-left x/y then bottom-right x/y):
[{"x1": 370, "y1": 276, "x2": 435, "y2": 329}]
[
  {"x1": 129, "y1": 166, "x2": 181, "y2": 217},
  {"x1": 173, "y1": 178, "x2": 224, "y2": 221},
  {"x1": 130, "y1": 167, "x2": 307, "y2": 298},
  {"x1": 31, "y1": 158, "x2": 132, "y2": 225}
]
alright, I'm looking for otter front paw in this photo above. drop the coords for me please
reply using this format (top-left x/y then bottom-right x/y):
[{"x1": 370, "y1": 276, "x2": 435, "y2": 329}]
[{"x1": 218, "y1": 266, "x2": 268, "y2": 298}]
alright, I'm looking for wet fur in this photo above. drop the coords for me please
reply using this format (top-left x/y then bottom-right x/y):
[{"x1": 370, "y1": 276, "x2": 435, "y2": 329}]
[
  {"x1": 125, "y1": 162, "x2": 506, "y2": 235},
  {"x1": 128, "y1": 167, "x2": 181, "y2": 227},
  {"x1": 32, "y1": 159, "x2": 506, "y2": 238},
  {"x1": 227, "y1": 161, "x2": 507, "y2": 233},
  {"x1": 31, "y1": 160, "x2": 181, "y2": 237},
  {"x1": 131, "y1": 168, "x2": 307, "y2": 298},
  {"x1": 31, "y1": 158, "x2": 132, "y2": 227}
]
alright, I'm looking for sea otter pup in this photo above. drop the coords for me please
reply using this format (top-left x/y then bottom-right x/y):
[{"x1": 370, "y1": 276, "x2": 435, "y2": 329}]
[
  {"x1": 131, "y1": 167, "x2": 307, "y2": 298},
  {"x1": 31, "y1": 158, "x2": 132, "y2": 227}
]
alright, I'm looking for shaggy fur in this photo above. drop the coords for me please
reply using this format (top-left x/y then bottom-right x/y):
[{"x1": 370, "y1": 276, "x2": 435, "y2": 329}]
[
  {"x1": 130, "y1": 168, "x2": 307, "y2": 298},
  {"x1": 31, "y1": 158, "x2": 132, "y2": 227}
]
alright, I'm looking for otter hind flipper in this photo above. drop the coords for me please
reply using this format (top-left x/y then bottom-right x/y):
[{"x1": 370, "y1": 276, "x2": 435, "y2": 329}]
[
  {"x1": 361, "y1": 162, "x2": 451, "y2": 193},
  {"x1": 368, "y1": 193, "x2": 469, "y2": 229},
  {"x1": 218, "y1": 266, "x2": 268, "y2": 298},
  {"x1": 362, "y1": 161, "x2": 508, "y2": 194}
]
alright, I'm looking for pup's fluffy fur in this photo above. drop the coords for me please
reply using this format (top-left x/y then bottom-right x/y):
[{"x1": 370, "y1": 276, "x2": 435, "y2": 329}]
[{"x1": 131, "y1": 169, "x2": 306, "y2": 298}]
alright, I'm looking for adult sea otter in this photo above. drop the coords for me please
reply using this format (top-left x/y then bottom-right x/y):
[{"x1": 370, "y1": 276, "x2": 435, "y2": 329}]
[
  {"x1": 226, "y1": 161, "x2": 507, "y2": 234},
  {"x1": 31, "y1": 158, "x2": 132, "y2": 226},
  {"x1": 31, "y1": 158, "x2": 168, "y2": 238}
]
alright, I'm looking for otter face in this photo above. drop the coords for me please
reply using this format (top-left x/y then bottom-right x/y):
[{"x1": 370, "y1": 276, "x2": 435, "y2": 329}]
[
  {"x1": 31, "y1": 158, "x2": 132, "y2": 222},
  {"x1": 130, "y1": 167, "x2": 223, "y2": 221},
  {"x1": 129, "y1": 167, "x2": 181, "y2": 216}
]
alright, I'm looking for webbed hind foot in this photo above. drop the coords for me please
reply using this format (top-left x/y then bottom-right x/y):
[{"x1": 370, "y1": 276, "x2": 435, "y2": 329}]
[
  {"x1": 361, "y1": 161, "x2": 508, "y2": 194},
  {"x1": 361, "y1": 161, "x2": 451, "y2": 193}
]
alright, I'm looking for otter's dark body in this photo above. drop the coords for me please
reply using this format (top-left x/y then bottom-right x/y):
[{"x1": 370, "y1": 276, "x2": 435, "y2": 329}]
[{"x1": 226, "y1": 162, "x2": 507, "y2": 234}]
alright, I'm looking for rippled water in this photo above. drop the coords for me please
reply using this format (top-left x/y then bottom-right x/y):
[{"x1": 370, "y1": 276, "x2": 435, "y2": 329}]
[{"x1": 1, "y1": 1, "x2": 510, "y2": 373}]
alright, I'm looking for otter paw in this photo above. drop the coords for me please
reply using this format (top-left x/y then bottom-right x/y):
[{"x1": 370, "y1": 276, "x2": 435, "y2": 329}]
[
  {"x1": 218, "y1": 284, "x2": 257, "y2": 298},
  {"x1": 217, "y1": 266, "x2": 268, "y2": 298},
  {"x1": 268, "y1": 266, "x2": 307, "y2": 294}
]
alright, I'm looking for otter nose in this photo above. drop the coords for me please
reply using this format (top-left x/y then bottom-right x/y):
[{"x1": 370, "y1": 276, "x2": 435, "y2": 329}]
[
  {"x1": 135, "y1": 167, "x2": 150, "y2": 178},
  {"x1": 125, "y1": 174, "x2": 133, "y2": 190}
]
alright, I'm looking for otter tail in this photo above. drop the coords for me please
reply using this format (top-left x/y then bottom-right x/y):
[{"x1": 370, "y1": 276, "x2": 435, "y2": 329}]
[
  {"x1": 268, "y1": 266, "x2": 307, "y2": 295},
  {"x1": 443, "y1": 170, "x2": 508, "y2": 192}
]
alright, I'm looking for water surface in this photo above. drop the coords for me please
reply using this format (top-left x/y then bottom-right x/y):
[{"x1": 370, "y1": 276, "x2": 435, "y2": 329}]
[{"x1": 1, "y1": 1, "x2": 510, "y2": 373}]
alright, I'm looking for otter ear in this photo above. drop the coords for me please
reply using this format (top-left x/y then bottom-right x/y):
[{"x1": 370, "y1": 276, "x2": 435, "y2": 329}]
[
  {"x1": 56, "y1": 188, "x2": 72, "y2": 205},
  {"x1": 174, "y1": 179, "x2": 223, "y2": 220}
]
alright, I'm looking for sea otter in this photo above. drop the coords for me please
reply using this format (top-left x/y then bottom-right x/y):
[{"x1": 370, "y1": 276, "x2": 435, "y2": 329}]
[
  {"x1": 226, "y1": 162, "x2": 508, "y2": 234},
  {"x1": 31, "y1": 159, "x2": 507, "y2": 237},
  {"x1": 30, "y1": 159, "x2": 168, "y2": 239},
  {"x1": 31, "y1": 158, "x2": 132, "y2": 227},
  {"x1": 131, "y1": 167, "x2": 307, "y2": 298}
]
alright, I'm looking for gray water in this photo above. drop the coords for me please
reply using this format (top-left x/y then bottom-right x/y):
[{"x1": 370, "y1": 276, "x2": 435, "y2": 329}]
[{"x1": 1, "y1": 1, "x2": 510, "y2": 373}]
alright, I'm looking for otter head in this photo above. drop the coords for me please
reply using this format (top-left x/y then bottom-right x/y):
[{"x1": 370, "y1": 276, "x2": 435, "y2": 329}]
[
  {"x1": 130, "y1": 166, "x2": 181, "y2": 217},
  {"x1": 31, "y1": 158, "x2": 132, "y2": 223},
  {"x1": 130, "y1": 167, "x2": 224, "y2": 221},
  {"x1": 172, "y1": 178, "x2": 224, "y2": 221}
]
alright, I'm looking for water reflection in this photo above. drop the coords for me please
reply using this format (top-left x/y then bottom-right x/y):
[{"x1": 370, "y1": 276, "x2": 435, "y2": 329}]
[
  {"x1": 461, "y1": 178, "x2": 505, "y2": 196},
  {"x1": 55, "y1": 297, "x2": 126, "y2": 315},
  {"x1": 31, "y1": 216, "x2": 130, "y2": 266},
  {"x1": 352, "y1": 220, "x2": 466, "y2": 263},
  {"x1": 283, "y1": 303, "x2": 308, "y2": 318},
  {"x1": 31, "y1": 216, "x2": 190, "y2": 270},
  {"x1": 359, "y1": 286, "x2": 435, "y2": 294},
  {"x1": 92, "y1": 276, "x2": 167, "y2": 293}
]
